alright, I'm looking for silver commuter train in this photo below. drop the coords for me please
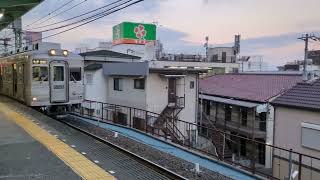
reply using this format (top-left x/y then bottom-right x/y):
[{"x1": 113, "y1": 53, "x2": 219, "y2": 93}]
[{"x1": 0, "y1": 42, "x2": 84, "y2": 112}]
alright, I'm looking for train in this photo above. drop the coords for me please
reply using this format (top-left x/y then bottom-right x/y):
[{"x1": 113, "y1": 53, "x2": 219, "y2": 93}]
[{"x1": 0, "y1": 42, "x2": 84, "y2": 112}]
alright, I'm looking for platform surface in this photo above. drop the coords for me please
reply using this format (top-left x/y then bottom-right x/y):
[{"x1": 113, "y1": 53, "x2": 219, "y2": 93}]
[
  {"x1": 0, "y1": 105, "x2": 82, "y2": 180},
  {"x1": 0, "y1": 96, "x2": 170, "y2": 180}
]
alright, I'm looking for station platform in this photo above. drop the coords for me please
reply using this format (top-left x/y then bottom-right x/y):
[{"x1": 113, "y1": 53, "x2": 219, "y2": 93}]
[{"x1": 0, "y1": 96, "x2": 170, "y2": 180}]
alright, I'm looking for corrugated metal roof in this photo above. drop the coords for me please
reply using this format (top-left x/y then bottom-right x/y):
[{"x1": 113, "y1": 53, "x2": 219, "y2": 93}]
[
  {"x1": 272, "y1": 78, "x2": 320, "y2": 110},
  {"x1": 200, "y1": 74, "x2": 302, "y2": 102}
]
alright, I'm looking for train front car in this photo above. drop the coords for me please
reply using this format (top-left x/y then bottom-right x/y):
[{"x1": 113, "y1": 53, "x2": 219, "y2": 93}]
[{"x1": 28, "y1": 42, "x2": 84, "y2": 112}]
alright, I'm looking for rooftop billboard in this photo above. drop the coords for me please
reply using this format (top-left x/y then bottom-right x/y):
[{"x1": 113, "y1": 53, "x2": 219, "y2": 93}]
[{"x1": 112, "y1": 22, "x2": 156, "y2": 45}]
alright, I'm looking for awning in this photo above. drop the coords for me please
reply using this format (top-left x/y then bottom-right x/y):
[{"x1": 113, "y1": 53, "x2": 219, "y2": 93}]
[{"x1": 200, "y1": 94, "x2": 260, "y2": 108}]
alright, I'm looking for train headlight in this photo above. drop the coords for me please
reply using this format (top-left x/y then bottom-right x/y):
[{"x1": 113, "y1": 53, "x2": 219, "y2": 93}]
[
  {"x1": 32, "y1": 97, "x2": 37, "y2": 101},
  {"x1": 62, "y1": 50, "x2": 69, "y2": 56},
  {"x1": 49, "y1": 49, "x2": 56, "y2": 56}
]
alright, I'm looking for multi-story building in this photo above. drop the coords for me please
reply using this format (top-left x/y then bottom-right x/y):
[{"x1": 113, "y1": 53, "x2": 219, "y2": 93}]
[
  {"x1": 199, "y1": 74, "x2": 302, "y2": 169},
  {"x1": 81, "y1": 49, "x2": 208, "y2": 145},
  {"x1": 271, "y1": 78, "x2": 320, "y2": 180}
]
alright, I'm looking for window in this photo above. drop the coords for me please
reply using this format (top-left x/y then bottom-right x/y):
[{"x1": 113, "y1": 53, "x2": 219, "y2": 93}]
[
  {"x1": 86, "y1": 74, "x2": 93, "y2": 84},
  {"x1": 53, "y1": 66, "x2": 64, "y2": 81},
  {"x1": 241, "y1": 107, "x2": 248, "y2": 126},
  {"x1": 225, "y1": 105, "x2": 232, "y2": 121},
  {"x1": 70, "y1": 68, "x2": 81, "y2": 81},
  {"x1": 32, "y1": 66, "x2": 48, "y2": 81},
  {"x1": 134, "y1": 78, "x2": 145, "y2": 89},
  {"x1": 190, "y1": 81, "x2": 195, "y2": 89},
  {"x1": 114, "y1": 78, "x2": 123, "y2": 91},
  {"x1": 301, "y1": 123, "x2": 320, "y2": 151},
  {"x1": 222, "y1": 52, "x2": 227, "y2": 63}
]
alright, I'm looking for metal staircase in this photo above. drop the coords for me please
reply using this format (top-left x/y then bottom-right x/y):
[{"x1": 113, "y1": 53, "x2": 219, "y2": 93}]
[
  {"x1": 202, "y1": 114, "x2": 233, "y2": 159},
  {"x1": 154, "y1": 96, "x2": 187, "y2": 145}
]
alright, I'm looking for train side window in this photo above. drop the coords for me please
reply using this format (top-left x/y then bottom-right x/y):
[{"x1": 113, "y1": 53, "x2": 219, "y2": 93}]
[
  {"x1": 70, "y1": 68, "x2": 81, "y2": 81},
  {"x1": 33, "y1": 66, "x2": 48, "y2": 81},
  {"x1": 54, "y1": 66, "x2": 64, "y2": 81}
]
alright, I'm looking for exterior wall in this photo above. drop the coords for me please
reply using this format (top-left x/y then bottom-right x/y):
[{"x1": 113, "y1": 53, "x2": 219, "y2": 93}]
[
  {"x1": 107, "y1": 76, "x2": 147, "y2": 110},
  {"x1": 84, "y1": 69, "x2": 108, "y2": 103},
  {"x1": 273, "y1": 106, "x2": 320, "y2": 180},
  {"x1": 145, "y1": 73, "x2": 168, "y2": 114},
  {"x1": 177, "y1": 74, "x2": 197, "y2": 124},
  {"x1": 274, "y1": 107, "x2": 320, "y2": 157},
  {"x1": 207, "y1": 47, "x2": 236, "y2": 63}
]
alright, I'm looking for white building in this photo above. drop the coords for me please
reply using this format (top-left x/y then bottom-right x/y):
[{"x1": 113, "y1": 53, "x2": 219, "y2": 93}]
[{"x1": 81, "y1": 50, "x2": 207, "y2": 144}]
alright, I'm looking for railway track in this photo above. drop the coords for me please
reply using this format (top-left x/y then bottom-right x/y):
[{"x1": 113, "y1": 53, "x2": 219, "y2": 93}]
[{"x1": 53, "y1": 114, "x2": 188, "y2": 180}]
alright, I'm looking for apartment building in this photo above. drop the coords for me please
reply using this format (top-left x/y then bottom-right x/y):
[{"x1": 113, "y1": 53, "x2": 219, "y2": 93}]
[
  {"x1": 81, "y1": 49, "x2": 207, "y2": 144},
  {"x1": 199, "y1": 74, "x2": 302, "y2": 169}
]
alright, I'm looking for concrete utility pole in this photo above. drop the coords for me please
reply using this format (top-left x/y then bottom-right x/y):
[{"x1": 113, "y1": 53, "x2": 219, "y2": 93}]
[{"x1": 298, "y1": 33, "x2": 320, "y2": 80}]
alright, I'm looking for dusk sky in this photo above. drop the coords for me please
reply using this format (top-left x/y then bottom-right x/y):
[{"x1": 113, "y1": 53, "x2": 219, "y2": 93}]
[{"x1": 21, "y1": 0, "x2": 320, "y2": 67}]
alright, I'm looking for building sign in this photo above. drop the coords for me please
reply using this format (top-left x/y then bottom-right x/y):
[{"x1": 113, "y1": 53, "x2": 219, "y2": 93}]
[{"x1": 112, "y1": 22, "x2": 156, "y2": 45}]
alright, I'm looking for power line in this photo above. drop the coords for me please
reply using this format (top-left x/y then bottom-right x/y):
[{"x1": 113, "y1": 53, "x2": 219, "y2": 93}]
[
  {"x1": 26, "y1": 0, "x2": 126, "y2": 31},
  {"x1": 5, "y1": 0, "x2": 144, "y2": 51},
  {"x1": 2, "y1": 0, "x2": 127, "y2": 40},
  {"x1": 39, "y1": 0, "x2": 135, "y2": 33},
  {"x1": 34, "y1": 0, "x2": 88, "y2": 27},
  {"x1": 25, "y1": 0, "x2": 76, "y2": 28}
]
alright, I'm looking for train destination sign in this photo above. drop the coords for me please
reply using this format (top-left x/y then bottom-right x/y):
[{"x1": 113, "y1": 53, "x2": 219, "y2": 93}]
[{"x1": 112, "y1": 22, "x2": 156, "y2": 45}]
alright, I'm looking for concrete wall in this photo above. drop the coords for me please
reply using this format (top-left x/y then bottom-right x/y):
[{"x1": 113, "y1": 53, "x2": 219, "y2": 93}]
[
  {"x1": 145, "y1": 73, "x2": 168, "y2": 114},
  {"x1": 84, "y1": 69, "x2": 108, "y2": 103},
  {"x1": 107, "y1": 76, "x2": 147, "y2": 110}
]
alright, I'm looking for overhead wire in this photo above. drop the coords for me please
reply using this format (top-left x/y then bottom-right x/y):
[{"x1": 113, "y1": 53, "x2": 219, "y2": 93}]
[
  {"x1": 25, "y1": 0, "x2": 76, "y2": 28},
  {"x1": 38, "y1": 0, "x2": 135, "y2": 33},
  {"x1": 1, "y1": 0, "x2": 127, "y2": 41},
  {"x1": 5, "y1": 0, "x2": 144, "y2": 51},
  {"x1": 33, "y1": 0, "x2": 89, "y2": 27},
  {"x1": 26, "y1": 0, "x2": 126, "y2": 31}
]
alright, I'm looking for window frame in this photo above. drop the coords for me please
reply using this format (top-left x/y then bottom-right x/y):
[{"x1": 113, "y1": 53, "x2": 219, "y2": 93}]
[
  {"x1": 134, "y1": 78, "x2": 145, "y2": 90},
  {"x1": 32, "y1": 66, "x2": 48, "y2": 82},
  {"x1": 53, "y1": 66, "x2": 64, "y2": 81},
  {"x1": 114, "y1": 78, "x2": 123, "y2": 91},
  {"x1": 70, "y1": 67, "x2": 82, "y2": 82}
]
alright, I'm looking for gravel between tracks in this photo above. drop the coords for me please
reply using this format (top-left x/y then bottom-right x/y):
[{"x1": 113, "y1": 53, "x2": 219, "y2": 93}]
[{"x1": 62, "y1": 115, "x2": 233, "y2": 180}]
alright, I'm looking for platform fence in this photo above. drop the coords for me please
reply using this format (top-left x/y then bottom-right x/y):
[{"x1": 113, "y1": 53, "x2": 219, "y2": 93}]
[{"x1": 70, "y1": 100, "x2": 320, "y2": 180}]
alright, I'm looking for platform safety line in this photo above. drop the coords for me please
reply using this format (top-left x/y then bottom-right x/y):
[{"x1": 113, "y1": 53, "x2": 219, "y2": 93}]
[{"x1": 0, "y1": 103, "x2": 116, "y2": 180}]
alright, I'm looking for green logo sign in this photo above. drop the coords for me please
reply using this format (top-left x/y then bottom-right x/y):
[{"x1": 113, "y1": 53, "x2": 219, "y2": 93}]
[{"x1": 113, "y1": 22, "x2": 156, "y2": 45}]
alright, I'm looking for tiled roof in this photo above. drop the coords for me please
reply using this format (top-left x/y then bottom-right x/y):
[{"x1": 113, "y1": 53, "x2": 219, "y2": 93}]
[
  {"x1": 272, "y1": 78, "x2": 320, "y2": 110},
  {"x1": 80, "y1": 50, "x2": 141, "y2": 59},
  {"x1": 200, "y1": 74, "x2": 302, "y2": 103}
]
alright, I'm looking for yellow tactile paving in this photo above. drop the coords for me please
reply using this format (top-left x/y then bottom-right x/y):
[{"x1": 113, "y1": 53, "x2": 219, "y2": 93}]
[{"x1": 0, "y1": 103, "x2": 116, "y2": 180}]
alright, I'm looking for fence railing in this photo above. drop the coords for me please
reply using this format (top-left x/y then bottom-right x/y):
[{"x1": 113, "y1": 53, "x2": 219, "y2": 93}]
[{"x1": 71, "y1": 100, "x2": 320, "y2": 180}]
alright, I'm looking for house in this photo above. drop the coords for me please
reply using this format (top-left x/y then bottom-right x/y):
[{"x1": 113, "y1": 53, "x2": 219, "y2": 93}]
[
  {"x1": 271, "y1": 78, "x2": 320, "y2": 180},
  {"x1": 81, "y1": 49, "x2": 208, "y2": 145},
  {"x1": 199, "y1": 74, "x2": 302, "y2": 169}
]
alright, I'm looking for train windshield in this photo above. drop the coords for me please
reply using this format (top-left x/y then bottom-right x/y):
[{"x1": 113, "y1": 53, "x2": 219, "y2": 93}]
[
  {"x1": 70, "y1": 67, "x2": 81, "y2": 81},
  {"x1": 53, "y1": 66, "x2": 64, "y2": 81},
  {"x1": 33, "y1": 66, "x2": 48, "y2": 81}
]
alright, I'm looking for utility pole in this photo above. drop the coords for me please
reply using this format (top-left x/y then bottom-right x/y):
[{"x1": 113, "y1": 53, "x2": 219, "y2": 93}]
[
  {"x1": 298, "y1": 33, "x2": 320, "y2": 80},
  {"x1": 204, "y1": 36, "x2": 209, "y2": 62}
]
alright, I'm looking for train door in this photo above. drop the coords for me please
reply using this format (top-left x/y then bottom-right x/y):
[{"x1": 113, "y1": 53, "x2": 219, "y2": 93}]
[
  {"x1": 50, "y1": 61, "x2": 68, "y2": 103},
  {"x1": 12, "y1": 64, "x2": 17, "y2": 96},
  {"x1": 0, "y1": 66, "x2": 2, "y2": 92}
]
